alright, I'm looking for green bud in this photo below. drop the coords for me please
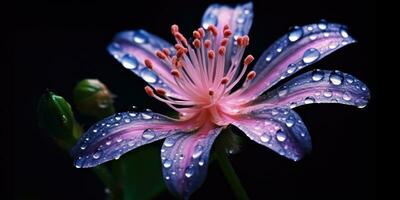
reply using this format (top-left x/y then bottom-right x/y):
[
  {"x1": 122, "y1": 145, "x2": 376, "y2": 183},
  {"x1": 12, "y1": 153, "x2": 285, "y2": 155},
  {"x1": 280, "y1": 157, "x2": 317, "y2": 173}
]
[
  {"x1": 37, "y1": 91, "x2": 75, "y2": 141},
  {"x1": 73, "y1": 79, "x2": 115, "y2": 118}
]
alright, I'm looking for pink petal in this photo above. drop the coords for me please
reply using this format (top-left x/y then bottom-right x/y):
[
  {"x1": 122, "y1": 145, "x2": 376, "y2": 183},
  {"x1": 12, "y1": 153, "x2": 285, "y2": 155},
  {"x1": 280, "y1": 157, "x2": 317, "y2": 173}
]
[
  {"x1": 71, "y1": 111, "x2": 196, "y2": 168},
  {"x1": 249, "y1": 70, "x2": 370, "y2": 109},
  {"x1": 161, "y1": 124, "x2": 222, "y2": 199},
  {"x1": 108, "y1": 30, "x2": 183, "y2": 98},
  {"x1": 236, "y1": 22, "x2": 355, "y2": 103},
  {"x1": 232, "y1": 107, "x2": 311, "y2": 161}
]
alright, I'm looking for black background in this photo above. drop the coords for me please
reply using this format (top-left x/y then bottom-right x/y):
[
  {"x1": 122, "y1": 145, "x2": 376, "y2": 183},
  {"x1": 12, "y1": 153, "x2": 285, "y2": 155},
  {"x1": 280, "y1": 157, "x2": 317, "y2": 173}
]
[{"x1": 7, "y1": 0, "x2": 375, "y2": 199}]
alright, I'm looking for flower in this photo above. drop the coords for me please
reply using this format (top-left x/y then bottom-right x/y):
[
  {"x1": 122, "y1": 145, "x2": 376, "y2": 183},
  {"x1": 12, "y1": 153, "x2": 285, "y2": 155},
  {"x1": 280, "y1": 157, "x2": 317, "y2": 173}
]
[{"x1": 71, "y1": 2, "x2": 370, "y2": 198}]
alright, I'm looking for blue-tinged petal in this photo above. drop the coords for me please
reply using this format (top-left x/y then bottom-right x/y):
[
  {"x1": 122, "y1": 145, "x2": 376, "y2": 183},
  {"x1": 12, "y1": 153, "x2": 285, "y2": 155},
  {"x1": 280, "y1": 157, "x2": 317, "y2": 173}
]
[
  {"x1": 201, "y1": 2, "x2": 253, "y2": 68},
  {"x1": 108, "y1": 30, "x2": 182, "y2": 98},
  {"x1": 71, "y1": 111, "x2": 196, "y2": 168},
  {"x1": 232, "y1": 107, "x2": 311, "y2": 161},
  {"x1": 161, "y1": 125, "x2": 222, "y2": 199},
  {"x1": 250, "y1": 70, "x2": 370, "y2": 108},
  {"x1": 236, "y1": 22, "x2": 355, "y2": 102}
]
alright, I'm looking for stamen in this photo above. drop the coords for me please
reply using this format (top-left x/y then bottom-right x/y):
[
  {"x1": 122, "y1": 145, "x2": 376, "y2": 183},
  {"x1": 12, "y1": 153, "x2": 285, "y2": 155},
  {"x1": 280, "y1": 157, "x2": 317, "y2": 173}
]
[
  {"x1": 208, "y1": 50, "x2": 215, "y2": 59},
  {"x1": 204, "y1": 40, "x2": 211, "y2": 49},
  {"x1": 155, "y1": 88, "x2": 167, "y2": 96},
  {"x1": 198, "y1": 28, "x2": 205, "y2": 38},
  {"x1": 144, "y1": 59, "x2": 153, "y2": 70},
  {"x1": 208, "y1": 25, "x2": 218, "y2": 37},
  {"x1": 218, "y1": 46, "x2": 226, "y2": 56},
  {"x1": 220, "y1": 77, "x2": 229, "y2": 84},
  {"x1": 144, "y1": 86, "x2": 154, "y2": 96},
  {"x1": 223, "y1": 24, "x2": 230, "y2": 31},
  {"x1": 193, "y1": 39, "x2": 201, "y2": 48},
  {"x1": 193, "y1": 31, "x2": 201, "y2": 39},
  {"x1": 242, "y1": 35, "x2": 250, "y2": 46},
  {"x1": 221, "y1": 38, "x2": 229, "y2": 46},
  {"x1": 171, "y1": 24, "x2": 179, "y2": 34},
  {"x1": 162, "y1": 48, "x2": 170, "y2": 56},
  {"x1": 223, "y1": 29, "x2": 232, "y2": 38},
  {"x1": 156, "y1": 51, "x2": 167, "y2": 60},
  {"x1": 171, "y1": 69, "x2": 181, "y2": 77},
  {"x1": 208, "y1": 90, "x2": 215, "y2": 96}
]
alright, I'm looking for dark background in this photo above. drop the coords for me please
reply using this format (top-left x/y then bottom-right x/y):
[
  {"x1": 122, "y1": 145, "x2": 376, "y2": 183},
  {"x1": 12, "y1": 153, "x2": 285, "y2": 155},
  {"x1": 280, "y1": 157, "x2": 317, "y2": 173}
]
[{"x1": 7, "y1": 0, "x2": 375, "y2": 199}]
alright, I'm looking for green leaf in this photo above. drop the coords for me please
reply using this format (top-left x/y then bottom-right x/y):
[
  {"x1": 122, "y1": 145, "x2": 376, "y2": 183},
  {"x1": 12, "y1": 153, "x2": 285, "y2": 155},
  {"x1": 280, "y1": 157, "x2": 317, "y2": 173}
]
[{"x1": 121, "y1": 142, "x2": 166, "y2": 200}]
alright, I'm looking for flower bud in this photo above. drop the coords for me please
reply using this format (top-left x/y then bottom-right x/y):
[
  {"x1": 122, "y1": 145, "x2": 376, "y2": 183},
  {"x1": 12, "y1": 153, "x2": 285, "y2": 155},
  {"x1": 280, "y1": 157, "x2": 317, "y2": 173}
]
[{"x1": 73, "y1": 79, "x2": 115, "y2": 118}]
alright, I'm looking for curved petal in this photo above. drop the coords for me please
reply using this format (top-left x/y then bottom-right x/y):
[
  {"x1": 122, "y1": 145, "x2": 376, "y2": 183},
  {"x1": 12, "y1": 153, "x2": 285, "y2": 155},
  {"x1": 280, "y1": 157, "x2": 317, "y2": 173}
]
[
  {"x1": 232, "y1": 107, "x2": 311, "y2": 161},
  {"x1": 107, "y1": 30, "x2": 182, "y2": 98},
  {"x1": 236, "y1": 22, "x2": 355, "y2": 102},
  {"x1": 249, "y1": 70, "x2": 370, "y2": 109},
  {"x1": 161, "y1": 124, "x2": 222, "y2": 199},
  {"x1": 71, "y1": 111, "x2": 196, "y2": 168},
  {"x1": 201, "y1": 2, "x2": 253, "y2": 68}
]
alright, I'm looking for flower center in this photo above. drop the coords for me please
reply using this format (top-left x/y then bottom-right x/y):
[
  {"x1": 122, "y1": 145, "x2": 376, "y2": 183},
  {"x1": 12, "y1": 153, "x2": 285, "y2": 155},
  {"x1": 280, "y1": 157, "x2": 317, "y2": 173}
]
[{"x1": 143, "y1": 24, "x2": 256, "y2": 121}]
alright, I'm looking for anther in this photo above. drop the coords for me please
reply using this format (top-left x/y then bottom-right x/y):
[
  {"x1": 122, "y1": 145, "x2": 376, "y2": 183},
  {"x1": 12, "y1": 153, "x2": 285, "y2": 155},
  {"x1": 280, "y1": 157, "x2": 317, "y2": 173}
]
[
  {"x1": 193, "y1": 39, "x2": 201, "y2": 48},
  {"x1": 171, "y1": 24, "x2": 179, "y2": 35},
  {"x1": 221, "y1": 38, "x2": 229, "y2": 46},
  {"x1": 218, "y1": 46, "x2": 226, "y2": 56},
  {"x1": 162, "y1": 48, "x2": 170, "y2": 56},
  {"x1": 223, "y1": 25, "x2": 230, "y2": 31},
  {"x1": 144, "y1": 59, "x2": 153, "y2": 69},
  {"x1": 208, "y1": 25, "x2": 218, "y2": 37},
  {"x1": 208, "y1": 50, "x2": 215, "y2": 59},
  {"x1": 171, "y1": 69, "x2": 181, "y2": 77},
  {"x1": 220, "y1": 77, "x2": 229, "y2": 84},
  {"x1": 156, "y1": 51, "x2": 167, "y2": 59},
  {"x1": 237, "y1": 36, "x2": 243, "y2": 46},
  {"x1": 208, "y1": 90, "x2": 215, "y2": 96},
  {"x1": 155, "y1": 88, "x2": 167, "y2": 96},
  {"x1": 246, "y1": 71, "x2": 257, "y2": 80},
  {"x1": 223, "y1": 29, "x2": 232, "y2": 38},
  {"x1": 193, "y1": 31, "x2": 201, "y2": 39},
  {"x1": 198, "y1": 28, "x2": 205, "y2": 38},
  {"x1": 144, "y1": 86, "x2": 154, "y2": 96},
  {"x1": 244, "y1": 55, "x2": 254, "y2": 65},
  {"x1": 204, "y1": 40, "x2": 211, "y2": 49},
  {"x1": 242, "y1": 35, "x2": 250, "y2": 46}
]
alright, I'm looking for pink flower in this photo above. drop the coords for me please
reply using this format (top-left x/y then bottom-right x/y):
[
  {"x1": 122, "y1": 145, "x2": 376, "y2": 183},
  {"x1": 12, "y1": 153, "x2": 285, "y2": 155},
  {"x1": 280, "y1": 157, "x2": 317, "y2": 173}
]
[{"x1": 72, "y1": 2, "x2": 369, "y2": 198}]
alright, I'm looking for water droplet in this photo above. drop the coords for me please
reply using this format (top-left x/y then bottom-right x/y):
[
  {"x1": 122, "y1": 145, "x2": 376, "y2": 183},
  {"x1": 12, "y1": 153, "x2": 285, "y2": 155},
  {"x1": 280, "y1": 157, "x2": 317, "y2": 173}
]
[
  {"x1": 271, "y1": 110, "x2": 278, "y2": 115},
  {"x1": 323, "y1": 90, "x2": 333, "y2": 97},
  {"x1": 164, "y1": 138, "x2": 175, "y2": 147},
  {"x1": 128, "y1": 112, "x2": 137, "y2": 117},
  {"x1": 141, "y1": 68, "x2": 158, "y2": 83},
  {"x1": 286, "y1": 119, "x2": 294, "y2": 127},
  {"x1": 198, "y1": 159, "x2": 205, "y2": 166},
  {"x1": 323, "y1": 32, "x2": 330, "y2": 37},
  {"x1": 133, "y1": 31, "x2": 148, "y2": 44},
  {"x1": 124, "y1": 118, "x2": 131, "y2": 123},
  {"x1": 80, "y1": 145, "x2": 87, "y2": 150},
  {"x1": 318, "y1": 23, "x2": 327, "y2": 30},
  {"x1": 288, "y1": 28, "x2": 303, "y2": 42},
  {"x1": 343, "y1": 92, "x2": 352, "y2": 101},
  {"x1": 236, "y1": 15, "x2": 245, "y2": 24},
  {"x1": 328, "y1": 41, "x2": 339, "y2": 49},
  {"x1": 93, "y1": 152, "x2": 101, "y2": 159},
  {"x1": 309, "y1": 35, "x2": 317, "y2": 40},
  {"x1": 304, "y1": 97, "x2": 315, "y2": 104},
  {"x1": 340, "y1": 29, "x2": 349, "y2": 38},
  {"x1": 93, "y1": 129, "x2": 98, "y2": 133},
  {"x1": 265, "y1": 54, "x2": 272, "y2": 62},
  {"x1": 276, "y1": 47, "x2": 282, "y2": 52},
  {"x1": 260, "y1": 133, "x2": 271, "y2": 143},
  {"x1": 361, "y1": 85, "x2": 367, "y2": 91},
  {"x1": 331, "y1": 99, "x2": 338, "y2": 103},
  {"x1": 302, "y1": 48, "x2": 320, "y2": 63},
  {"x1": 115, "y1": 115, "x2": 122, "y2": 121},
  {"x1": 165, "y1": 176, "x2": 170, "y2": 180},
  {"x1": 329, "y1": 71, "x2": 344, "y2": 85},
  {"x1": 276, "y1": 130, "x2": 287, "y2": 142},
  {"x1": 311, "y1": 70, "x2": 324, "y2": 81},
  {"x1": 121, "y1": 55, "x2": 138, "y2": 69},
  {"x1": 163, "y1": 159, "x2": 172, "y2": 168},
  {"x1": 141, "y1": 113, "x2": 152, "y2": 119},
  {"x1": 346, "y1": 78, "x2": 354, "y2": 84},
  {"x1": 278, "y1": 89, "x2": 288, "y2": 97},
  {"x1": 287, "y1": 64, "x2": 297, "y2": 74},
  {"x1": 142, "y1": 129, "x2": 155, "y2": 140},
  {"x1": 307, "y1": 26, "x2": 313, "y2": 31},
  {"x1": 128, "y1": 140, "x2": 136, "y2": 147},
  {"x1": 179, "y1": 154, "x2": 184, "y2": 160},
  {"x1": 85, "y1": 137, "x2": 90, "y2": 141},
  {"x1": 116, "y1": 137, "x2": 123, "y2": 143},
  {"x1": 185, "y1": 167, "x2": 194, "y2": 178},
  {"x1": 289, "y1": 102, "x2": 297, "y2": 108},
  {"x1": 192, "y1": 145, "x2": 203, "y2": 159}
]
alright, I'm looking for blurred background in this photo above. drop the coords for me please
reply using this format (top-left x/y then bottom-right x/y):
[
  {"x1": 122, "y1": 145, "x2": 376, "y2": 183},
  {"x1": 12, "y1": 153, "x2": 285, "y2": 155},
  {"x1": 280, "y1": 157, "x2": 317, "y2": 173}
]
[{"x1": 7, "y1": 0, "x2": 375, "y2": 199}]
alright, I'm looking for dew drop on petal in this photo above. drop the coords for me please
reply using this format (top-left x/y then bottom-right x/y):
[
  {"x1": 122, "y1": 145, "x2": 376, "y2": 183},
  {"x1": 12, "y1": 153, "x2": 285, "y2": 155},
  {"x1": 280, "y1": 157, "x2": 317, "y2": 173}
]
[
  {"x1": 192, "y1": 145, "x2": 204, "y2": 159},
  {"x1": 311, "y1": 70, "x2": 324, "y2": 81},
  {"x1": 343, "y1": 92, "x2": 352, "y2": 101},
  {"x1": 93, "y1": 152, "x2": 101, "y2": 159},
  {"x1": 288, "y1": 28, "x2": 303, "y2": 42},
  {"x1": 185, "y1": 167, "x2": 194, "y2": 178},
  {"x1": 121, "y1": 55, "x2": 138, "y2": 69},
  {"x1": 142, "y1": 129, "x2": 155, "y2": 140},
  {"x1": 141, "y1": 68, "x2": 158, "y2": 83},
  {"x1": 133, "y1": 31, "x2": 148, "y2": 44},
  {"x1": 198, "y1": 159, "x2": 205, "y2": 166},
  {"x1": 318, "y1": 23, "x2": 327, "y2": 30},
  {"x1": 141, "y1": 113, "x2": 152, "y2": 119},
  {"x1": 260, "y1": 133, "x2": 271, "y2": 143},
  {"x1": 164, "y1": 138, "x2": 175, "y2": 147},
  {"x1": 304, "y1": 97, "x2": 315, "y2": 104},
  {"x1": 302, "y1": 48, "x2": 320, "y2": 63},
  {"x1": 287, "y1": 64, "x2": 297, "y2": 74},
  {"x1": 163, "y1": 159, "x2": 172, "y2": 168},
  {"x1": 329, "y1": 41, "x2": 339, "y2": 49},
  {"x1": 265, "y1": 54, "x2": 272, "y2": 62},
  {"x1": 329, "y1": 71, "x2": 344, "y2": 85},
  {"x1": 323, "y1": 90, "x2": 333, "y2": 98},
  {"x1": 340, "y1": 29, "x2": 349, "y2": 38},
  {"x1": 286, "y1": 119, "x2": 294, "y2": 127},
  {"x1": 276, "y1": 130, "x2": 287, "y2": 142}
]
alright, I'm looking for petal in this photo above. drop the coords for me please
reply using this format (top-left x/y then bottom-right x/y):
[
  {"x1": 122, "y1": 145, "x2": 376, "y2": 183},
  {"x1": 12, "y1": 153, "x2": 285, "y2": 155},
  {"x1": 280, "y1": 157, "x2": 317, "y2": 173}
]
[
  {"x1": 201, "y1": 2, "x2": 253, "y2": 67},
  {"x1": 161, "y1": 124, "x2": 222, "y2": 199},
  {"x1": 71, "y1": 111, "x2": 196, "y2": 168},
  {"x1": 250, "y1": 70, "x2": 370, "y2": 108},
  {"x1": 232, "y1": 107, "x2": 311, "y2": 161},
  {"x1": 237, "y1": 22, "x2": 355, "y2": 102},
  {"x1": 108, "y1": 30, "x2": 182, "y2": 98}
]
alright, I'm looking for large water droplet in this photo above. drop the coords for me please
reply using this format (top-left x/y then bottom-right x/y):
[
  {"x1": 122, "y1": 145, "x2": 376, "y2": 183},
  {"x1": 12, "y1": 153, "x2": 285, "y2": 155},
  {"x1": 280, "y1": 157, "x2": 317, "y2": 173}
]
[
  {"x1": 260, "y1": 133, "x2": 271, "y2": 143},
  {"x1": 329, "y1": 71, "x2": 344, "y2": 85},
  {"x1": 121, "y1": 55, "x2": 138, "y2": 69},
  {"x1": 133, "y1": 31, "x2": 148, "y2": 44},
  {"x1": 304, "y1": 97, "x2": 315, "y2": 104},
  {"x1": 163, "y1": 159, "x2": 172, "y2": 168},
  {"x1": 185, "y1": 167, "x2": 194, "y2": 178},
  {"x1": 311, "y1": 70, "x2": 324, "y2": 81},
  {"x1": 288, "y1": 28, "x2": 303, "y2": 42},
  {"x1": 93, "y1": 152, "x2": 101, "y2": 159},
  {"x1": 141, "y1": 113, "x2": 152, "y2": 119},
  {"x1": 164, "y1": 138, "x2": 175, "y2": 147},
  {"x1": 276, "y1": 130, "x2": 287, "y2": 142},
  {"x1": 141, "y1": 68, "x2": 158, "y2": 83},
  {"x1": 142, "y1": 129, "x2": 155, "y2": 140},
  {"x1": 192, "y1": 145, "x2": 204, "y2": 159},
  {"x1": 302, "y1": 48, "x2": 320, "y2": 63}
]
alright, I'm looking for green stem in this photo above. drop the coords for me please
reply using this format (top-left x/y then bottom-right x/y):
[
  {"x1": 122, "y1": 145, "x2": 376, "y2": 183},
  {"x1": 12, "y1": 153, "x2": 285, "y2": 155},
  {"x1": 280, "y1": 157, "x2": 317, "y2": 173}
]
[
  {"x1": 215, "y1": 145, "x2": 250, "y2": 200},
  {"x1": 93, "y1": 166, "x2": 115, "y2": 192}
]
